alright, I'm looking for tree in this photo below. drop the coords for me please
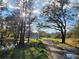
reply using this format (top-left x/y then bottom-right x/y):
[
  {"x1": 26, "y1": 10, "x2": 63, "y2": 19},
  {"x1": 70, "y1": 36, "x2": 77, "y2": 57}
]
[
  {"x1": 5, "y1": 15, "x2": 19, "y2": 45},
  {"x1": 0, "y1": 17, "x2": 4, "y2": 45},
  {"x1": 18, "y1": 20, "x2": 26, "y2": 46},
  {"x1": 36, "y1": 22, "x2": 43, "y2": 39},
  {"x1": 41, "y1": 0, "x2": 74, "y2": 43}
]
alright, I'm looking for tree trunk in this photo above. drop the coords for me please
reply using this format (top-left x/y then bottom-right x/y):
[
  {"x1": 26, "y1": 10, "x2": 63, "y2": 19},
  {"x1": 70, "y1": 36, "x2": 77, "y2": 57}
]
[
  {"x1": 27, "y1": 20, "x2": 31, "y2": 43},
  {"x1": 61, "y1": 29, "x2": 66, "y2": 43},
  {"x1": 19, "y1": 28, "x2": 24, "y2": 45},
  {"x1": 0, "y1": 33, "x2": 3, "y2": 45},
  {"x1": 18, "y1": 21, "x2": 25, "y2": 46},
  {"x1": 0, "y1": 22, "x2": 3, "y2": 45},
  {"x1": 19, "y1": 34, "x2": 24, "y2": 45},
  {"x1": 61, "y1": 34, "x2": 65, "y2": 43},
  {"x1": 27, "y1": 28, "x2": 30, "y2": 43},
  {"x1": 28, "y1": 36, "x2": 30, "y2": 43}
]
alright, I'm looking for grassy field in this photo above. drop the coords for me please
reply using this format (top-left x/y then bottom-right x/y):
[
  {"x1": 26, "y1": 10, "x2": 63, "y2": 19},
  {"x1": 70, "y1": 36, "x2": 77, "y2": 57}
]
[
  {"x1": 51, "y1": 38, "x2": 79, "y2": 47},
  {"x1": 0, "y1": 47, "x2": 48, "y2": 59},
  {"x1": 31, "y1": 38, "x2": 79, "y2": 47}
]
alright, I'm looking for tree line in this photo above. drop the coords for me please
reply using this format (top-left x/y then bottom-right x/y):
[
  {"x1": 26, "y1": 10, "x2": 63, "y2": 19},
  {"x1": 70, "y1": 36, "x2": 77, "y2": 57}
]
[{"x1": 0, "y1": 0, "x2": 79, "y2": 47}]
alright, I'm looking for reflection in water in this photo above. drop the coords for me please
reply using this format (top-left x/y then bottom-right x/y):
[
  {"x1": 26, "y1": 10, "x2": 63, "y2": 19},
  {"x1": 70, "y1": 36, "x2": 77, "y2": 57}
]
[{"x1": 65, "y1": 54, "x2": 76, "y2": 59}]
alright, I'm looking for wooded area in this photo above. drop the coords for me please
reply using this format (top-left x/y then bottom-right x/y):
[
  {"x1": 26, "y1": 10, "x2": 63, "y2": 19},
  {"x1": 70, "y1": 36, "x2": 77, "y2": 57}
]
[{"x1": 0, "y1": 0, "x2": 79, "y2": 59}]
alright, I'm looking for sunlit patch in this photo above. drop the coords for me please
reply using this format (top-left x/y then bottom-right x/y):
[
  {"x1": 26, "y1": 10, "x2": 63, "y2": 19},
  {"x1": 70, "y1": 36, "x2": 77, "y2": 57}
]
[
  {"x1": 27, "y1": 0, "x2": 29, "y2": 2},
  {"x1": 22, "y1": 12, "x2": 26, "y2": 17},
  {"x1": 77, "y1": 14, "x2": 79, "y2": 18}
]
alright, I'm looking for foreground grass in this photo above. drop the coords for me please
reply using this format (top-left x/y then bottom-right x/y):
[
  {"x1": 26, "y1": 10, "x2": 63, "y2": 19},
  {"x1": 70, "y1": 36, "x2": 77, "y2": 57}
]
[{"x1": 0, "y1": 47, "x2": 48, "y2": 59}]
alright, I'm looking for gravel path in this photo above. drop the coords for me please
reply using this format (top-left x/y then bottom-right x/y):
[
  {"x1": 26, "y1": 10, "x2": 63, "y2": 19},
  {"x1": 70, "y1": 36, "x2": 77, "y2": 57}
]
[{"x1": 42, "y1": 40, "x2": 66, "y2": 59}]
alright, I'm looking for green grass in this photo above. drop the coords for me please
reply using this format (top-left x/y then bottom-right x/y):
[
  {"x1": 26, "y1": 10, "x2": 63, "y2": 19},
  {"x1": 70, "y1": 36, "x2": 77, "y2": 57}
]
[
  {"x1": 51, "y1": 38, "x2": 62, "y2": 43},
  {"x1": 31, "y1": 39, "x2": 40, "y2": 43},
  {"x1": 0, "y1": 47, "x2": 48, "y2": 59},
  {"x1": 30, "y1": 38, "x2": 48, "y2": 43}
]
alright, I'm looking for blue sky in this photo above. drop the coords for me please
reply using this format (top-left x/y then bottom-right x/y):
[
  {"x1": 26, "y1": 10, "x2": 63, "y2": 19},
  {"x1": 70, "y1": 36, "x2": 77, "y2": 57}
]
[{"x1": 0, "y1": 0, "x2": 79, "y2": 33}]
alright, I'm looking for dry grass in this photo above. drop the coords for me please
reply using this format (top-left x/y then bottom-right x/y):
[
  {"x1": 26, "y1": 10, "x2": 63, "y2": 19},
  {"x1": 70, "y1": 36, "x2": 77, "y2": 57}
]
[
  {"x1": 65, "y1": 38, "x2": 79, "y2": 47},
  {"x1": 51, "y1": 38, "x2": 79, "y2": 48}
]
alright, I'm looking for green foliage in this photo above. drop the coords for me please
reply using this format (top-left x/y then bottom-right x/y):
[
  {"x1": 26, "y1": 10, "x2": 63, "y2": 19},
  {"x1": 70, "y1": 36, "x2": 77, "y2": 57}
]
[{"x1": 0, "y1": 47, "x2": 48, "y2": 59}]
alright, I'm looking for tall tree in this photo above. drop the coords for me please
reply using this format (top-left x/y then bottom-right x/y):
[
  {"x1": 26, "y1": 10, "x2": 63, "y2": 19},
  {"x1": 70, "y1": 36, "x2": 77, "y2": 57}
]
[
  {"x1": 17, "y1": 0, "x2": 35, "y2": 44},
  {"x1": 0, "y1": 17, "x2": 4, "y2": 45},
  {"x1": 41, "y1": 0, "x2": 74, "y2": 43}
]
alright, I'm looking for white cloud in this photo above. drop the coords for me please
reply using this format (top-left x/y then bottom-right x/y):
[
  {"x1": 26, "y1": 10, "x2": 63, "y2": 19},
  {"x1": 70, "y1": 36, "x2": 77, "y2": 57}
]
[
  {"x1": 3, "y1": 0, "x2": 9, "y2": 3},
  {"x1": 32, "y1": 9, "x2": 41, "y2": 15},
  {"x1": 69, "y1": 0, "x2": 79, "y2": 8},
  {"x1": 77, "y1": 14, "x2": 79, "y2": 18},
  {"x1": 8, "y1": 5, "x2": 20, "y2": 9}
]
